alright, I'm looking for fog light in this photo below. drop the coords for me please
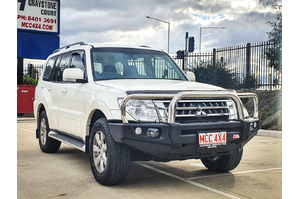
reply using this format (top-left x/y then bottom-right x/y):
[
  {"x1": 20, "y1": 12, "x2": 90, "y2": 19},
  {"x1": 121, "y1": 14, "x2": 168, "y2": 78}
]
[
  {"x1": 146, "y1": 128, "x2": 160, "y2": 138},
  {"x1": 135, "y1": 127, "x2": 143, "y2": 135}
]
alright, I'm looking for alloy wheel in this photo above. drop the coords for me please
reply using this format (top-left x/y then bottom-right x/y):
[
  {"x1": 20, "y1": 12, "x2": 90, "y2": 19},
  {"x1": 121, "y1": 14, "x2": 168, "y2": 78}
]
[
  {"x1": 93, "y1": 131, "x2": 107, "y2": 173},
  {"x1": 40, "y1": 118, "x2": 47, "y2": 145}
]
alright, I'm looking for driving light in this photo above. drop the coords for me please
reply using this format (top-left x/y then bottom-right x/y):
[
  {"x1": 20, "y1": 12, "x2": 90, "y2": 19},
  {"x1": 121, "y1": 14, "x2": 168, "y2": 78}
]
[{"x1": 146, "y1": 128, "x2": 160, "y2": 138}]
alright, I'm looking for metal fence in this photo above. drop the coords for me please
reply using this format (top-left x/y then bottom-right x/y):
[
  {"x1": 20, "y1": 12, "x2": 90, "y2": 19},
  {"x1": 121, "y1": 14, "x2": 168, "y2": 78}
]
[
  {"x1": 173, "y1": 41, "x2": 282, "y2": 90},
  {"x1": 173, "y1": 52, "x2": 213, "y2": 70},
  {"x1": 23, "y1": 64, "x2": 43, "y2": 79}
]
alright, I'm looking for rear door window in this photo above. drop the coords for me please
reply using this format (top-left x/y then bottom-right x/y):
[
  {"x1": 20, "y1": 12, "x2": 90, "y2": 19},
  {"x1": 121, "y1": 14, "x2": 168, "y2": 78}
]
[{"x1": 51, "y1": 55, "x2": 63, "y2": 82}]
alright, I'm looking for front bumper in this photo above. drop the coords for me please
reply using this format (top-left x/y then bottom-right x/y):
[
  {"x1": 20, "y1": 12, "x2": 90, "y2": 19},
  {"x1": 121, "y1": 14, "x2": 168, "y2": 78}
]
[
  {"x1": 108, "y1": 119, "x2": 259, "y2": 161},
  {"x1": 111, "y1": 90, "x2": 259, "y2": 161}
]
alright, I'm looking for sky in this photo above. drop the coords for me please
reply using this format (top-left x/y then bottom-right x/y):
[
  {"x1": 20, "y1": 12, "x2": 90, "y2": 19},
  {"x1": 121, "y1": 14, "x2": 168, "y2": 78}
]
[{"x1": 59, "y1": 0, "x2": 281, "y2": 55}]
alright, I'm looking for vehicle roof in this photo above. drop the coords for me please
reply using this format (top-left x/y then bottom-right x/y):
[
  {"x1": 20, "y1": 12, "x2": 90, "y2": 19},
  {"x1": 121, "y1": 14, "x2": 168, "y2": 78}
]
[
  {"x1": 50, "y1": 42, "x2": 165, "y2": 57},
  {"x1": 91, "y1": 43, "x2": 163, "y2": 51}
]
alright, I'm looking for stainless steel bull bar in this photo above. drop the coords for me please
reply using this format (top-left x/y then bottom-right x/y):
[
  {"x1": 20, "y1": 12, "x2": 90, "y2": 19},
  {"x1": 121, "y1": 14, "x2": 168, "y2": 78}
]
[
  {"x1": 237, "y1": 92, "x2": 259, "y2": 120},
  {"x1": 121, "y1": 90, "x2": 259, "y2": 124}
]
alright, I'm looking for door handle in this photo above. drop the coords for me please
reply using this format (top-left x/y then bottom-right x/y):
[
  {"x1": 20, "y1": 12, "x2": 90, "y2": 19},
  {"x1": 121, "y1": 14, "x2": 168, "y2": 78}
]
[
  {"x1": 62, "y1": 88, "x2": 68, "y2": 94},
  {"x1": 47, "y1": 86, "x2": 52, "y2": 91}
]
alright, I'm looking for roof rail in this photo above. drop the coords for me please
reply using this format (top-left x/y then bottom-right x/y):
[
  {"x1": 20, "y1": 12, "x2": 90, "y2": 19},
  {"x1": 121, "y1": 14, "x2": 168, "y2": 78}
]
[
  {"x1": 139, "y1": 45, "x2": 151, "y2": 48},
  {"x1": 53, "y1": 42, "x2": 87, "y2": 53}
]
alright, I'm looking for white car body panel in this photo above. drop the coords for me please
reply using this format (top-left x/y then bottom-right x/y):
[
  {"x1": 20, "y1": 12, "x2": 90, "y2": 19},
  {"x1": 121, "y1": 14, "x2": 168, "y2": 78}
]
[{"x1": 95, "y1": 79, "x2": 224, "y2": 93}]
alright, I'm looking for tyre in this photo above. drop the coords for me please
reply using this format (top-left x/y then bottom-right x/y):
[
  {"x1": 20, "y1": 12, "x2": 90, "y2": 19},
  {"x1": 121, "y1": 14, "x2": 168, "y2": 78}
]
[
  {"x1": 201, "y1": 149, "x2": 243, "y2": 172},
  {"x1": 38, "y1": 110, "x2": 61, "y2": 153},
  {"x1": 89, "y1": 118, "x2": 131, "y2": 186}
]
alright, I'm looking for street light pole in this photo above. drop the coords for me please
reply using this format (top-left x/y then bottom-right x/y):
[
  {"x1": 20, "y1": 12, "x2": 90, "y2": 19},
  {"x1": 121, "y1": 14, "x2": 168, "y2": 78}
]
[
  {"x1": 199, "y1": 26, "x2": 226, "y2": 53},
  {"x1": 146, "y1": 16, "x2": 170, "y2": 53}
]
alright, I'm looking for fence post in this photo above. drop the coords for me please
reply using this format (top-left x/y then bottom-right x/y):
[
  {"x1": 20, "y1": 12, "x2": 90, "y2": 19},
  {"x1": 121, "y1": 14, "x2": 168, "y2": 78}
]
[
  {"x1": 213, "y1": 48, "x2": 216, "y2": 67},
  {"x1": 246, "y1": 43, "x2": 251, "y2": 75},
  {"x1": 182, "y1": 53, "x2": 185, "y2": 70},
  {"x1": 17, "y1": 58, "x2": 23, "y2": 85}
]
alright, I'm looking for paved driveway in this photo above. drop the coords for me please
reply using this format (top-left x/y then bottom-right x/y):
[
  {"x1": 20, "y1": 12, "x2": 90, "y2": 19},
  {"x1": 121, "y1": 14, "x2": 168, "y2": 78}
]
[{"x1": 17, "y1": 121, "x2": 282, "y2": 199}]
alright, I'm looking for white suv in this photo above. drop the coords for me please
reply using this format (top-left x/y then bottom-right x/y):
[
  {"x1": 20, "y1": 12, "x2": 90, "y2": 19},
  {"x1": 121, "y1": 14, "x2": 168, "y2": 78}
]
[{"x1": 34, "y1": 42, "x2": 259, "y2": 185}]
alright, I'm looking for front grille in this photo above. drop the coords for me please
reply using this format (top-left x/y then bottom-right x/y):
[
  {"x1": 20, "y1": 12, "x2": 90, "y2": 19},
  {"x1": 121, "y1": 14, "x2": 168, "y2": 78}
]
[{"x1": 154, "y1": 99, "x2": 231, "y2": 123}]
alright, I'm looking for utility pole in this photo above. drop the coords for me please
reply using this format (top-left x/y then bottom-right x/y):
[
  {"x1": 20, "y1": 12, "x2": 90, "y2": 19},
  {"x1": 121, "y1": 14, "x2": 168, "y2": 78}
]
[{"x1": 184, "y1": 32, "x2": 188, "y2": 70}]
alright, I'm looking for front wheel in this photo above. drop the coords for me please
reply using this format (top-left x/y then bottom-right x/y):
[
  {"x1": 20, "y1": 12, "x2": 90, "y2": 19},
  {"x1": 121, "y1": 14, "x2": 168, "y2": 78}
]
[
  {"x1": 89, "y1": 118, "x2": 131, "y2": 186},
  {"x1": 201, "y1": 149, "x2": 243, "y2": 172}
]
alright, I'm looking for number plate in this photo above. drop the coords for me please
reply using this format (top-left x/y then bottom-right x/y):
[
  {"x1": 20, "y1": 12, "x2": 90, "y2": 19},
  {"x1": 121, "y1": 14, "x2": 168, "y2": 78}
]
[{"x1": 199, "y1": 132, "x2": 227, "y2": 147}]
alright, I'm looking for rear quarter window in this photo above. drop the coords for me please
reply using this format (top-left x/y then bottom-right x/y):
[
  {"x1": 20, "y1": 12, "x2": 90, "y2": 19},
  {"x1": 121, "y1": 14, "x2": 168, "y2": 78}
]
[{"x1": 43, "y1": 56, "x2": 57, "y2": 81}]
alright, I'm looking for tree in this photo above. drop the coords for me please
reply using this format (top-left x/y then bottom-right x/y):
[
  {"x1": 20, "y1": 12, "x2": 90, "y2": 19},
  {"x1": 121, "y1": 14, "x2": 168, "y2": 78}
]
[
  {"x1": 192, "y1": 61, "x2": 241, "y2": 89},
  {"x1": 260, "y1": 0, "x2": 282, "y2": 71},
  {"x1": 23, "y1": 64, "x2": 39, "y2": 85},
  {"x1": 26, "y1": 64, "x2": 39, "y2": 79},
  {"x1": 192, "y1": 61, "x2": 259, "y2": 89}
]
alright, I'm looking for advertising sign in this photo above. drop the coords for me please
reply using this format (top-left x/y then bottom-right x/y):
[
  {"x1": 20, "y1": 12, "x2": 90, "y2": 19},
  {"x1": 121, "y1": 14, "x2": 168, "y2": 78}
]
[{"x1": 17, "y1": 0, "x2": 59, "y2": 35}]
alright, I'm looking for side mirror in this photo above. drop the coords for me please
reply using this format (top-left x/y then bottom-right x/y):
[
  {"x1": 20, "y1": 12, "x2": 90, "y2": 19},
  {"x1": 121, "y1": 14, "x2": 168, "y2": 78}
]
[
  {"x1": 63, "y1": 68, "x2": 85, "y2": 83},
  {"x1": 185, "y1": 71, "x2": 196, "y2": 82}
]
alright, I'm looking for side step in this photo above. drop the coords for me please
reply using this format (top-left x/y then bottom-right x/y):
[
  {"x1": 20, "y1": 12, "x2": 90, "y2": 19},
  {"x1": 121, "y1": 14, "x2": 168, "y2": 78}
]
[{"x1": 49, "y1": 131, "x2": 86, "y2": 152}]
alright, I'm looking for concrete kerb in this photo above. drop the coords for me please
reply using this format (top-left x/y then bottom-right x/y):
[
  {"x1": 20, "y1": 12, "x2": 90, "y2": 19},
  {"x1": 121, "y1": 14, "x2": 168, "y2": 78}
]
[
  {"x1": 17, "y1": 115, "x2": 35, "y2": 123},
  {"x1": 257, "y1": 129, "x2": 282, "y2": 138}
]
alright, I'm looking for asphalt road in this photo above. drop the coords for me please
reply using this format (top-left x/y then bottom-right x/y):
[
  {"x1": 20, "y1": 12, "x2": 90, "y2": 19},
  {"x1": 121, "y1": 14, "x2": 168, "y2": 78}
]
[{"x1": 17, "y1": 121, "x2": 282, "y2": 199}]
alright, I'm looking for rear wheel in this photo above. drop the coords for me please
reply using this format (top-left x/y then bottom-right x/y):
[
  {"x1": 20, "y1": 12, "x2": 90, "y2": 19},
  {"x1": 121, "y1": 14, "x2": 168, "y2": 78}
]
[
  {"x1": 38, "y1": 110, "x2": 61, "y2": 153},
  {"x1": 89, "y1": 118, "x2": 131, "y2": 185},
  {"x1": 201, "y1": 149, "x2": 243, "y2": 172}
]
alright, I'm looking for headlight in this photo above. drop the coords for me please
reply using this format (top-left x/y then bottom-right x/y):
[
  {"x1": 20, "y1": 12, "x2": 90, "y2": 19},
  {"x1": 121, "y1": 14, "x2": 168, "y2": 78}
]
[
  {"x1": 227, "y1": 100, "x2": 238, "y2": 120},
  {"x1": 125, "y1": 99, "x2": 159, "y2": 122},
  {"x1": 242, "y1": 107, "x2": 249, "y2": 118}
]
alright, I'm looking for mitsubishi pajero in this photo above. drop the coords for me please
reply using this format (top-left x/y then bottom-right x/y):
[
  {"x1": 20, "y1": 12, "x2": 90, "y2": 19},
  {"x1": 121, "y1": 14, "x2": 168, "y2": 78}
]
[{"x1": 34, "y1": 42, "x2": 259, "y2": 185}]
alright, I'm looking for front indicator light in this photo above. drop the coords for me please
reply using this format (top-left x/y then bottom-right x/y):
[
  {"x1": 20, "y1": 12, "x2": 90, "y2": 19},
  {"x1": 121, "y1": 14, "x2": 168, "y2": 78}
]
[{"x1": 227, "y1": 100, "x2": 238, "y2": 120}]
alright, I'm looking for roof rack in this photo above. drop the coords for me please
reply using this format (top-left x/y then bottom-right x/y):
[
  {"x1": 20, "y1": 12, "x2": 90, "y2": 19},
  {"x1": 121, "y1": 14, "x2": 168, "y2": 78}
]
[{"x1": 53, "y1": 42, "x2": 87, "y2": 53}]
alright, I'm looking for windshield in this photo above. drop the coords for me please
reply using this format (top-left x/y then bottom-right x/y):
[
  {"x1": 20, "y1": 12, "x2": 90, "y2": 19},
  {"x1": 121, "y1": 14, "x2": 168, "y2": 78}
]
[{"x1": 91, "y1": 48, "x2": 187, "y2": 81}]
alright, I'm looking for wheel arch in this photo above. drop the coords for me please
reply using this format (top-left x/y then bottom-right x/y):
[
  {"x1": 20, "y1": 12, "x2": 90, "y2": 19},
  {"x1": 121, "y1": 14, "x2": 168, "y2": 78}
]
[
  {"x1": 85, "y1": 109, "x2": 107, "y2": 154},
  {"x1": 86, "y1": 109, "x2": 107, "y2": 137},
  {"x1": 85, "y1": 100, "x2": 113, "y2": 138},
  {"x1": 36, "y1": 103, "x2": 46, "y2": 129}
]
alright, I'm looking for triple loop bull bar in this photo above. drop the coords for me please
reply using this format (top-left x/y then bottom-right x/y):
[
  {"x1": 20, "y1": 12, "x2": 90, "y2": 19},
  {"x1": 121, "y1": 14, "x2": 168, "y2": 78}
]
[{"x1": 121, "y1": 90, "x2": 259, "y2": 124}]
